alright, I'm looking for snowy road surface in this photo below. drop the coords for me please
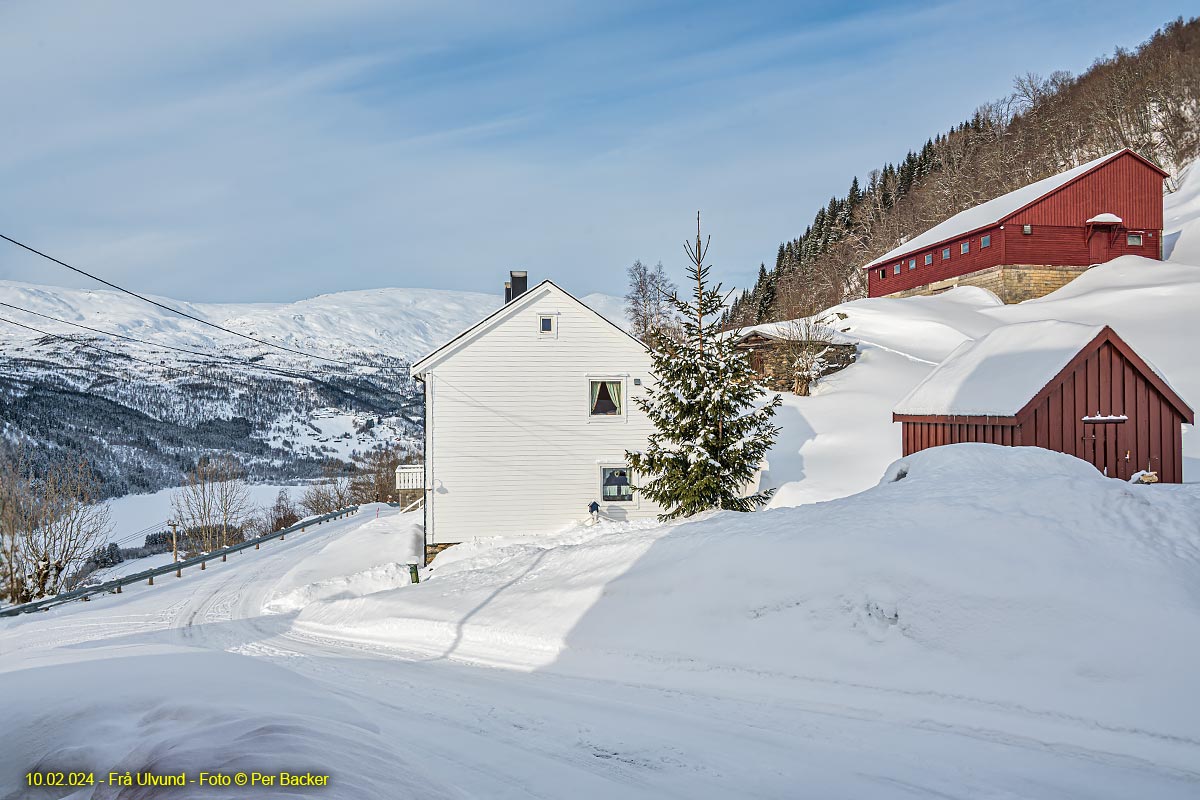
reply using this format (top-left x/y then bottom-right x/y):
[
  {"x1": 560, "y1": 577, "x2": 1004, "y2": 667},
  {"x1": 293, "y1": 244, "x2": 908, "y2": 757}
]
[{"x1": 4, "y1": 501, "x2": 1199, "y2": 799}]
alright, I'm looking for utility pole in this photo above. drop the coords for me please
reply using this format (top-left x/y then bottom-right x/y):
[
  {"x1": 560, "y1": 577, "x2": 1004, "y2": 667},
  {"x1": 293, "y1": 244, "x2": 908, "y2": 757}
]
[{"x1": 170, "y1": 521, "x2": 180, "y2": 578}]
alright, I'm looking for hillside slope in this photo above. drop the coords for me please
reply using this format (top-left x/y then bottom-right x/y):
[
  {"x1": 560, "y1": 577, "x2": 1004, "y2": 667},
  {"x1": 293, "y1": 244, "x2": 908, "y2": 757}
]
[{"x1": 757, "y1": 161, "x2": 1200, "y2": 505}]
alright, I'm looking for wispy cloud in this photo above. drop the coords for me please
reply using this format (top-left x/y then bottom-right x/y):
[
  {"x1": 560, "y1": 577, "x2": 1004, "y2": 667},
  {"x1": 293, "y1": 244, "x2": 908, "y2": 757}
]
[{"x1": 0, "y1": 0, "x2": 1185, "y2": 301}]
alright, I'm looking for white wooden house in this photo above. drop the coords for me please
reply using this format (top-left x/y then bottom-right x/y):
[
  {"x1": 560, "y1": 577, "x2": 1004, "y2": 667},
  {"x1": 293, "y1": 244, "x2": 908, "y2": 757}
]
[{"x1": 410, "y1": 273, "x2": 663, "y2": 561}]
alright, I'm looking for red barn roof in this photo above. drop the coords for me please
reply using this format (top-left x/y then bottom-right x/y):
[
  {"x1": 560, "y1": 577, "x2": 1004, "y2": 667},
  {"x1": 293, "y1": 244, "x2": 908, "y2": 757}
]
[{"x1": 863, "y1": 149, "x2": 1169, "y2": 271}]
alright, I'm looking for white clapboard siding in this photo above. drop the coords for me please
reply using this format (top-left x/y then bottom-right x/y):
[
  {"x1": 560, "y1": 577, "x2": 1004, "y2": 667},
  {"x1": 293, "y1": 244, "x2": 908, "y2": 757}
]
[{"x1": 414, "y1": 282, "x2": 662, "y2": 543}]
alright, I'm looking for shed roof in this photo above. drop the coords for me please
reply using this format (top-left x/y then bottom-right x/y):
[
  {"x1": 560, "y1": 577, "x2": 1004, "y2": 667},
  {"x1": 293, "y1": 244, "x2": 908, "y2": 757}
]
[
  {"x1": 863, "y1": 149, "x2": 1167, "y2": 270},
  {"x1": 894, "y1": 320, "x2": 1190, "y2": 419},
  {"x1": 895, "y1": 321, "x2": 1103, "y2": 417}
]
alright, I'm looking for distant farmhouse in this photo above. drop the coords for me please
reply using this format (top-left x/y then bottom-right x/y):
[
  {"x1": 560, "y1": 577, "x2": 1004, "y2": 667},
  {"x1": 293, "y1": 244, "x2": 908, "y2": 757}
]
[
  {"x1": 864, "y1": 149, "x2": 1168, "y2": 302},
  {"x1": 894, "y1": 321, "x2": 1193, "y2": 483},
  {"x1": 410, "y1": 272, "x2": 664, "y2": 562}
]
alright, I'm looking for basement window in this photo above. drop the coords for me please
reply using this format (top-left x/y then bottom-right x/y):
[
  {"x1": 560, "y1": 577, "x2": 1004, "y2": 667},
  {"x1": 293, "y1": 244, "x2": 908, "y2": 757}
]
[
  {"x1": 589, "y1": 380, "x2": 623, "y2": 417},
  {"x1": 601, "y1": 467, "x2": 633, "y2": 502},
  {"x1": 1127, "y1": 233, "x2": 1143, "y2": 246},
  {"x1": 981, "y1": 234, "x2": 991, "y2": 248},
  {"x1": 942, "y1": 248, "x2": 951, "y2": 260},
  {"x1": 924, "y1": 254, "x2": 933, "y2": 266},
  {"x1": 908, "y1": 258, "x2": 916, "y2": 270},
  {"x1": 960, "y1": 241, "x2": 970, "y2": 254}
]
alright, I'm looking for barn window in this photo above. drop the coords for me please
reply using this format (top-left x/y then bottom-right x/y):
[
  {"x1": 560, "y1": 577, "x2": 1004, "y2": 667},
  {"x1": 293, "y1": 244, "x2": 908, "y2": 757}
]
[
  {"x1": 878, "y1": 268, "x2": 885, "y2": 280},
  {"x1": 1127, "y1": 233, "x2": 1143, "y2": 246},
  {"x1": 942, "y1": 248, "x2": 951, "y2": 260},
  {"x1": 960, "y1": 241, "x2": 970, "y2": 254},
  {"x1": 893, "y1": 264, "x2": 901, "y2": 275},
  {"x1": 589, "y1": 380, "x2": 623, "y2": 416},
  {"x1": 981, "y1": 234, "x2": 991, "y2": 248},
  {"x1": 538, "y1": 314, "x2": 558, "y2": 337},
  {"x1": 924, "y1": 254, "x2": 933, "y2": 265},
  {"x1": 601, "y1": 467, "x2": 633, "y2": 502},
  {"x1": 1022, "y1": 224, "x2": 1032, "y2": 235},
  {"x1": 908, "y1": 258, "x2": 916, "y2": 270}
]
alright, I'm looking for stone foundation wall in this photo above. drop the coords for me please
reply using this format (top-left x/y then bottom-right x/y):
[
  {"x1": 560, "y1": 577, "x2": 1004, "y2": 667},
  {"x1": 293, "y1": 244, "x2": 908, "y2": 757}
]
[
  {"x1": 425, "y1": 542, "x2": 457, "y2": 566},
  {"x1": 885, "y1": 264, "x2": 1090, "y2": 303}
]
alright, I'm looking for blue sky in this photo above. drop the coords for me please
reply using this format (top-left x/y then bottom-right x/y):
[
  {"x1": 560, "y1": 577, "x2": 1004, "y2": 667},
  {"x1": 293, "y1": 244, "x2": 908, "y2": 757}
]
[{"x1": 0, "y1": 1, "x2": 1188, "y2": 302}]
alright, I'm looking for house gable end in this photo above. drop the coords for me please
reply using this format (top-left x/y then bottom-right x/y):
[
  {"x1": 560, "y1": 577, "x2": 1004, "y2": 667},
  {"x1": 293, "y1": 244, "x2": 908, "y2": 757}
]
[{"x1": 412, "y1": 280, "x2": 642, "y2": 377}]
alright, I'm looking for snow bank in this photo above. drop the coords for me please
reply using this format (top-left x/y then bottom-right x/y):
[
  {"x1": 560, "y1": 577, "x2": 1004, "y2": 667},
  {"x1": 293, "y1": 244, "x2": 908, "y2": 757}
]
[
  {"x1": 0, "y1": 645, "x2": 451, "y2": 799},
  {"x1": 263, "y1": 506, "x2": 423, "y2": 613},
  {"x1": 294, "y1": 445, "x2": 1200, "y2": 746}
]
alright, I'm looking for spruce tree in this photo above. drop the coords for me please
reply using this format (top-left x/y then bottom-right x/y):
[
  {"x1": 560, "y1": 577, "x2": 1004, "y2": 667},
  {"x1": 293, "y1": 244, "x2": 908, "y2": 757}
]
[{"x1": 627, "y1": 215, "x2": 782, "y2": 520}]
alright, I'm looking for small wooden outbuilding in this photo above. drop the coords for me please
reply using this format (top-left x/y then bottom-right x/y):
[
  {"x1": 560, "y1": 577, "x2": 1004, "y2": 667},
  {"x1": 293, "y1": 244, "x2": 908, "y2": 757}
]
[{"x1": 893, "y1": 321, "x2": 1193, "y2": 482}]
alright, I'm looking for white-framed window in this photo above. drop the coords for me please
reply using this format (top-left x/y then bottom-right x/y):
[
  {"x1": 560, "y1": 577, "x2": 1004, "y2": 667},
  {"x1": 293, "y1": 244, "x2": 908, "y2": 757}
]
[
  {"x1": 600, "y1": 465, "x2": 634, "y2": 503},
  {"x1": 981, "y1": 234, "x2": 991, "y2": 248},
  {"x1": 878, "y1": 268, "x2": 886, "y2": 280},
  {"x1": 942, "y1": 247, "x2": 951, "y2": 260},
  {"x1": 1127, "y1": 233, "x2": 1143, "y2": 246},
  {"x1": 588, "y1": 377, "x2": 626, "y2": 420},
  {"x1": 960, "y1": 241, "x2": 970, "y2": 254},
  {"x1": 908, "y1": 258, "x2": 916, "y2": 270},
  {"x1": 893, "y1": 264, "x2": 901, "y2": 275},
  {"x1": 537, "y1": 314, "x2": 558, "y2": 338},
  {"x1": 924, "y1": 253, "x2": 933, "y2": 265}
]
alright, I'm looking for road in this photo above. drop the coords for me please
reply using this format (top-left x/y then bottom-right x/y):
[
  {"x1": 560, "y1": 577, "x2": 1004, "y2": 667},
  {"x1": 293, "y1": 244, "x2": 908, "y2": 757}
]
[{"x1": 4, "y1": 507, "x2": 1199, "y2": 799}]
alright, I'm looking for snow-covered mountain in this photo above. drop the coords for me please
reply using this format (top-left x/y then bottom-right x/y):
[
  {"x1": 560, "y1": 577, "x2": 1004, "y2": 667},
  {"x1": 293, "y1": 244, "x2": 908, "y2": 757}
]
[{"x1": 0, "y1": 280, "x2": 626, "y2": 496}]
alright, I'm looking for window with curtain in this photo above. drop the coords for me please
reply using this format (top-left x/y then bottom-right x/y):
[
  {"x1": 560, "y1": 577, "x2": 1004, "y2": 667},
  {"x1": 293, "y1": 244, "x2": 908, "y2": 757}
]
[{"x1": 589, "y1": 380, "x2": 622, "y2": 416}]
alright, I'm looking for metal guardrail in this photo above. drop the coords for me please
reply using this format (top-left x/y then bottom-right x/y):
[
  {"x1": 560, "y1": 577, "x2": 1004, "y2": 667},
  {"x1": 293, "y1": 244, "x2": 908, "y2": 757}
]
[{"x1": 0, "y1": 506, "x2": 360, "y2": 618}]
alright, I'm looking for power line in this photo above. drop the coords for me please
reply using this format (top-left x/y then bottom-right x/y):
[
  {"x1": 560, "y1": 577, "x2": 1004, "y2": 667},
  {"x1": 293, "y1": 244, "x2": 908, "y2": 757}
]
[
  {"x1": 0, "y1": 232, "x2": 399, "y2": 370},
  {"x1": 0, "y1": 300, "x2": 337, "y2": 385}
]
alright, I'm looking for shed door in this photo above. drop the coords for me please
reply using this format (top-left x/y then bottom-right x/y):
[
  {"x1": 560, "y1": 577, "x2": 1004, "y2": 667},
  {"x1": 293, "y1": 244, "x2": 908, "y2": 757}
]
[
  {"x1": 1082, "y1": 419, "x2": 1130, "y2": 480},
  {"x1": 1088, "y1": 228, "x2": 1111, "y2": 265}
]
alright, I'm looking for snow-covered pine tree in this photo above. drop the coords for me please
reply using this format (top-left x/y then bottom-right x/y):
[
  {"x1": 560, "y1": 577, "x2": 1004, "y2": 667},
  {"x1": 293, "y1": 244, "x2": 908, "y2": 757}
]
[{"x1": 627, "y1": 215, "x2": 782, "y2": 520}]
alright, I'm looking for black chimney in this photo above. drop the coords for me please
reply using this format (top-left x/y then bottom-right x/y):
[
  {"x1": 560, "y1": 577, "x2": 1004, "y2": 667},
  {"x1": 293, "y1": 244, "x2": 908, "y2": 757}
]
[
  {"x1": 509, "y1": 270, "x2": 528, "y2": 302},
  {"x1": 504, "y1": 281, "x2": 512, "y2": 303}
]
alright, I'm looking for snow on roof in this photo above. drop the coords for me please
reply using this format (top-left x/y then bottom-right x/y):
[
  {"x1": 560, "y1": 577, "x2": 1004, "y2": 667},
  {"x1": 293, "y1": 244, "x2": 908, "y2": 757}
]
[
  {"x1": 1086, "y1": 213, "x2": 1123, "y2": 224},
  {"x1": 894, "y1": 320, "x2": 1105, "y2": 417},
  {"x1": 864, "y1": 151, "x2": 1126, "y2": 269},
  {"x1": 732, "y1": 320, "x2": 857, "y2": 346}
]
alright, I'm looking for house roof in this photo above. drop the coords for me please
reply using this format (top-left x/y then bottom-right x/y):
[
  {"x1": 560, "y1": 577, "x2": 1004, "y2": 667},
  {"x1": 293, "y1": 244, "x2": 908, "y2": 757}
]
[
  {"x1": 410, "y1": 279, "x2": 643, "y2": 377},
  {"x1": 730, "y1": 322, "x2": 857, "y2": 346},
  {"x1": 893, "y1": 321, "x2": 1192, "y2": 420},
  {"x1": 863, "y1": 149, "x2": 1168, "y2": 270}
]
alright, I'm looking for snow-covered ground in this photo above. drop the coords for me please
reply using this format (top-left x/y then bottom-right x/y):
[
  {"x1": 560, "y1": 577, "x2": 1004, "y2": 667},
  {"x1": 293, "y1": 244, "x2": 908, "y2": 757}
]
[
  {"x1": 104, "y1": 483, "x2": 302, "y2": 538},
  {"x1": 5, "y1": 451, "x2": 1200, "y2": 798}
]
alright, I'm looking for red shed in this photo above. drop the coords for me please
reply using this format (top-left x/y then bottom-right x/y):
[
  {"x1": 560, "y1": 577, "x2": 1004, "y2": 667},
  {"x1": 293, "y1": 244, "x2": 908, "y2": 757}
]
[
  {"x1": 864, "y1": 149, "x2": 1169, "y2": 302},
  {"x1": 893, "y1": 321, "x2": 1193, "y2": 482}
]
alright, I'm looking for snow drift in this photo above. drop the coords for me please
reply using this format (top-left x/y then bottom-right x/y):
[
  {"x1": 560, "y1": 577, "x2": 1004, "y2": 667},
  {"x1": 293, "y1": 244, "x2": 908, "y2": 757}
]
[{"x1": 295, "y1": 445, "x2": 1200, "y2": 752}]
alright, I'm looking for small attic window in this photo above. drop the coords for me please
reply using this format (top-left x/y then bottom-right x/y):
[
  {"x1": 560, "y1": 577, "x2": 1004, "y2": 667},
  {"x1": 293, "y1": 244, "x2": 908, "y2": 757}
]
[
  {"x1": 1022, "y1": 224, "x2": 1032, "y2": 235},
  {"x1": 1127, "y1": 233, "x2": 1143, "y2": 246},
  {"x1": 538, "y1": 315, "x2": 557, "y2": 337}
]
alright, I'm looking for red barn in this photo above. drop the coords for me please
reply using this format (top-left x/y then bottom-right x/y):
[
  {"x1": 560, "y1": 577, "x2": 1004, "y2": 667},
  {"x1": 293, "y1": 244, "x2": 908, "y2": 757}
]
[
  {"x1": 864, "y1": 149, "x2": 1168, "y2": 302},
  {"x1": 893, "y1": 322, "x2": 1193, "y2": 482}
]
